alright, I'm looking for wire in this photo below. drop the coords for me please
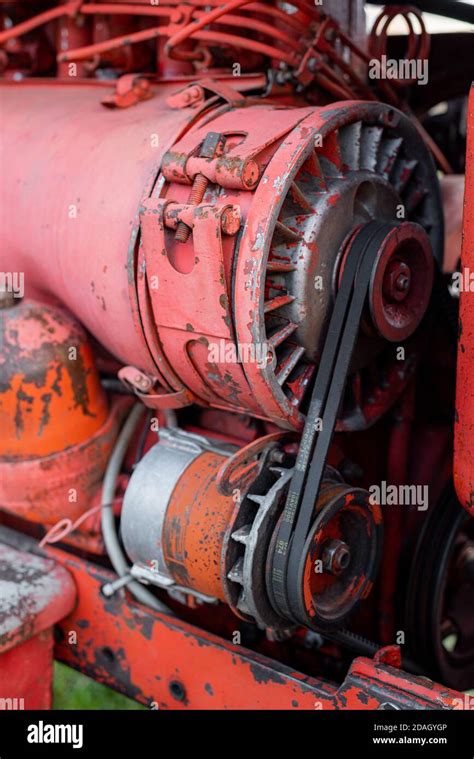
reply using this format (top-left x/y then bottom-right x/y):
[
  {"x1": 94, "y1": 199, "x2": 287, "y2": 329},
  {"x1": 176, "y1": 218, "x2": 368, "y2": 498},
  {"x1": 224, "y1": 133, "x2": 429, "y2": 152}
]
[
  {"x1": 164, "y1": 0, "x2": 264, "y2": 57},
  {"x1": 163, "y1": 0, "x2": 318, "y2": 61},
  {"x1": 101, "y1": 402, "x2": 172, "y2": 615},
  {"x1": 39, "y1": 504, "x2": 102, "y2": 548}
]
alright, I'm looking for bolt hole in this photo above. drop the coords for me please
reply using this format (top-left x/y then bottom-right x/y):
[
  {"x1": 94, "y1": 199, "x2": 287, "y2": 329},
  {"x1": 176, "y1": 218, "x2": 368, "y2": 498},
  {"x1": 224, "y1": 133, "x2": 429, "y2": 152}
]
[
  {"x1": 101, "y1": 646, "x2": 116, "y2": 664},
  {"x1": 169, "y1": 680, "x2": 186, "y2": 702},
  {"x1": 54, "y1": 626, "x2": 65, "y2": 644}
]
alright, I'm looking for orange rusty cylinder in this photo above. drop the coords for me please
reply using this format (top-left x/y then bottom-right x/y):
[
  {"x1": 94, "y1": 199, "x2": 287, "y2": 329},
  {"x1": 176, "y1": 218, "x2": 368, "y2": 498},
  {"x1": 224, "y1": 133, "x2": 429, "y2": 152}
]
[
  {"x1": 121, "y1": 429, "x2": 240, "y2": 604},
  {"x1": 0, "y1": 298, "x2": 108, "y2": 457},
  {"x1": 162, "y1": 451, "x2": 237, "y2": 601},
  {"x1": 0, "y1": 298, "x2": 120, "y2": 526},
  {"x1": 0, "y1": 406, "x2": 120, "y2": 527},
  {"x1": 454, "y1": 84, "x2": 474, "y2": 515}
]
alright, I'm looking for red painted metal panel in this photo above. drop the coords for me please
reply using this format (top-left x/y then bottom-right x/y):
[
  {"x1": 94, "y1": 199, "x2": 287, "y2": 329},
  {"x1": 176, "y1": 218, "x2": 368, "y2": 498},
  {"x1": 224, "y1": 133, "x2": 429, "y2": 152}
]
[
  {"x1": 0, "y1": 543, "x2": 76, "y2": 709},
  {"x1": 0, "y1": 543, "x2": 76, "y2": 652},
  {"x1": 0, "y1": 633, "x2": 55, "y2": 710},
  {"x1": 49, "y1": 547, "x2": 463, "y2": 710},
  {"x1": 0, "y1": 81, "x2": 191, "y2": 372},
  {"x1": 455, "y1": 84, "x2": 474, "y2": 514}
]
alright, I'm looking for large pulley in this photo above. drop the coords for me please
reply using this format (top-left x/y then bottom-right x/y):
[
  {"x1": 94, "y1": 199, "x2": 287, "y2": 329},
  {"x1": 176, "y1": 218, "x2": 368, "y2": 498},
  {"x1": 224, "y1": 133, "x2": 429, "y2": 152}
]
[
  {"x1": 224, "y1": 461, "x2": 382, "y2": 632},
  {"x1": 405, "y1": 483, "x2": 474, "y2": 691},
  {"x1": 264, "y1": 470, "x2": 382, "y2": 631}
]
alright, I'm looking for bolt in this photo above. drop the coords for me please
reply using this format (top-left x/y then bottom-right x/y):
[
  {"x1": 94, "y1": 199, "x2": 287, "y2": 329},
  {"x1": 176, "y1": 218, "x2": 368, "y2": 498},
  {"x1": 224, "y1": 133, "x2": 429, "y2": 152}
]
[
  {"x1": 383, "y1": 259, "x2": 412, "y2": 303},
  {"x1": 321, "y1": 539, "x2": 351, "y2": 575},
  {"x1": 269, "y1": 449, "x2": 286, "y2": 464},
  {"x1": 220, "y1": 205, "x2": 241, "y2": 235},
  {"x1": 303, "y1": 630, "x2": 324, "y2": 650},
  {"x1": 175, "y1": 131, "x2": 226, "y2": 243},
  {"x1": 395, "y1": 272, "x2": 410, "y2": 292},
  {"x1": 124, "y1": 369, "x2": 154, "y2": 394},
  {"x1": 175, "y1": 175, "x2": 209, "y2": 243}
]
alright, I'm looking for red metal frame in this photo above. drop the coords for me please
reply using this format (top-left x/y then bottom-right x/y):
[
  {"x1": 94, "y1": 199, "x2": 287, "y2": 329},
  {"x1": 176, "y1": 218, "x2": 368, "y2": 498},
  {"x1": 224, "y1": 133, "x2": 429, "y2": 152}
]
[{"x1": 46, "y1": 544, "x2": 463, "y2": 710}]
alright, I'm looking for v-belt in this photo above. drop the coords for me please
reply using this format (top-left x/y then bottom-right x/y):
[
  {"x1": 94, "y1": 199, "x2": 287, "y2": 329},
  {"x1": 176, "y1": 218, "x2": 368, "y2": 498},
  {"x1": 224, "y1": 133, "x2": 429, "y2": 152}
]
[{"x1": 270, "y1": 220, "x2": 399, "y2": 626}]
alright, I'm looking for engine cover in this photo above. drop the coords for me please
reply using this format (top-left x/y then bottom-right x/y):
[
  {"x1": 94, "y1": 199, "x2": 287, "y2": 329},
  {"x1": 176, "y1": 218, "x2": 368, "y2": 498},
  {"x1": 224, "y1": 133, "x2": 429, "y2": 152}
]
[{"x1": 1, "y1": 87, "x2": 441, "y2": 429}]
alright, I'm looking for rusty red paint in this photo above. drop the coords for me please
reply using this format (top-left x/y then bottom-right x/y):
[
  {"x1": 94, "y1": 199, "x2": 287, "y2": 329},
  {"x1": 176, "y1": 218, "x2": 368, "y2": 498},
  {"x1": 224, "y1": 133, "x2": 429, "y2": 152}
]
[
  {"x1": 46, "y1": 547, "x2": 463, "y2": 710},
  {"x1": 0, "y1": 543, "x2": 76, "y2": 710},
  {"x1": 454, "y1": 85, "x2": 474, "y2": 514}
]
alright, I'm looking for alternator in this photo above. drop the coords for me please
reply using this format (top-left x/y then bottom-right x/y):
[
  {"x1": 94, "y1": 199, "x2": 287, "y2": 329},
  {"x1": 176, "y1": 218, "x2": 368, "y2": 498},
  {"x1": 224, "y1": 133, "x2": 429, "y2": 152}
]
[{"x1": 121, "y1": 429, "x2": 382, "y2": 632}]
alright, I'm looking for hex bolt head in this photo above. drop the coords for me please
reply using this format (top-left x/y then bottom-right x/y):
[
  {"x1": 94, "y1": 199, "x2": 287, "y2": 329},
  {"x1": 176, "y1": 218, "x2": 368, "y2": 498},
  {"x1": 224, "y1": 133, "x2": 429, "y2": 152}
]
[
  {"x1": 383, "y1": 260, "x2": 412, "y2": 303},
  {"x1": 321, "y1": 539, "x2": 351, "y2": 575}
]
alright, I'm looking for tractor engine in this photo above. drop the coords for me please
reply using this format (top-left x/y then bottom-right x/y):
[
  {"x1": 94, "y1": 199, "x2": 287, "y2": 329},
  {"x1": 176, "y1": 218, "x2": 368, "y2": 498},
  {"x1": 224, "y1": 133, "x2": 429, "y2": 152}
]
[{"x1": 0, "y1": 0, "x2": 472, "y2": 712}]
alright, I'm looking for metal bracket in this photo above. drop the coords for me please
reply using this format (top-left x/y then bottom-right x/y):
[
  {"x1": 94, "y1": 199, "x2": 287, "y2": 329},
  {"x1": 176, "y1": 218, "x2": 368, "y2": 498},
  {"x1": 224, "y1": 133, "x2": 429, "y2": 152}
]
[
  {"x1": 130, "y1": 563, "x2": 218, "y2": 605},
  {"x1": 117, "y1": 365, "x2": 194, "y2": 410},
  {"x1": 166, "y1": 77, "x2": 246, "y2": 110}
]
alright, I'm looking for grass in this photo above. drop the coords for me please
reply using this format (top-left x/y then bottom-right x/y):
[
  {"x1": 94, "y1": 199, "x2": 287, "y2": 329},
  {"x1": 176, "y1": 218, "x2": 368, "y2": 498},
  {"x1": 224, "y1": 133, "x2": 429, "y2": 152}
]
[{"x1": 53, "y1": 662, "x2": 145, "y2": 710}]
